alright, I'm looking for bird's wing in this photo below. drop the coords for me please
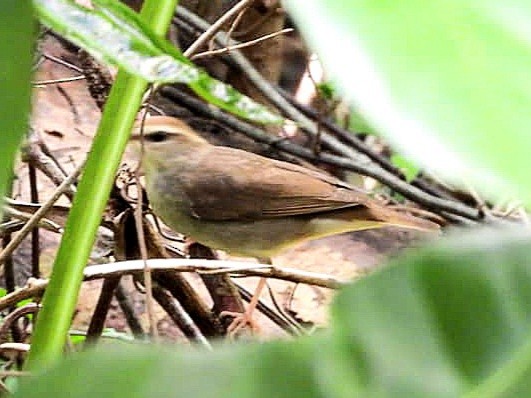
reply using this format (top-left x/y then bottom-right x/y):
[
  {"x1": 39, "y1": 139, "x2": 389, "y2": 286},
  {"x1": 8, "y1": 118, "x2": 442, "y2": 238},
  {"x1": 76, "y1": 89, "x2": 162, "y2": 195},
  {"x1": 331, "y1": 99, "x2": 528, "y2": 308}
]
[{"x1": 181, "y1": 146, "x2": 372, "y2": 221}]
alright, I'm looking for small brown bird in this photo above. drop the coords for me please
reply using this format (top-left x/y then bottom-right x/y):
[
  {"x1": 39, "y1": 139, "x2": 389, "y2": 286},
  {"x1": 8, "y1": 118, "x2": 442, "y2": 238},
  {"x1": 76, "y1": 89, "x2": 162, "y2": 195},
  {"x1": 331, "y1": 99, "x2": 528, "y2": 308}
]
[
  {"x1": 132, "y1": 116, "x2": 439, "y2": 334},
  {"x1": 132, "y1": 116, "x2": 438, "y2": 259}
]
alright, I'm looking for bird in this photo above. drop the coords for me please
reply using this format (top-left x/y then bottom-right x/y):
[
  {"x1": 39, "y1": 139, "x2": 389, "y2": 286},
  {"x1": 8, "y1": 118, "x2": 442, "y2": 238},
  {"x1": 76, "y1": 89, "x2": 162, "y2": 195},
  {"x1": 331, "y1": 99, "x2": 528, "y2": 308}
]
[{"x1": 131, "y1": 116, "x2": 439, "y2": 335}]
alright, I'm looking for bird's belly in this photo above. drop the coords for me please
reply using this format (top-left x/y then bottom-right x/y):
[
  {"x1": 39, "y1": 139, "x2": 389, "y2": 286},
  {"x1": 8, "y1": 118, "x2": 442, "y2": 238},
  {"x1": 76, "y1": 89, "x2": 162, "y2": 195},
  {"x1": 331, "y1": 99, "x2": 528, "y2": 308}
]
[
  {"x1": 169, "y1": 213, "x2": 312, "y2": 258},
  {"x1": 157, "y1": 211, "x2": 387, "y2": 260}
]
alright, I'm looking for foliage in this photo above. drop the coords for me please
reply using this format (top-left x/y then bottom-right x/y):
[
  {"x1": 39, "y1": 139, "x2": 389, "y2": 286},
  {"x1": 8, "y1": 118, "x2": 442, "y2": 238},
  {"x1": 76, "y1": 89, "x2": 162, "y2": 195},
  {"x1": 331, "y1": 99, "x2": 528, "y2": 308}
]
[
  {"x1": 0, "y1": 3, "x2": 33, "y2": 205},
  {"x1": 15, "y1": 228, "x2": 531, "y2": 397},
  {"x1": 34, "y1": 0, "x2": 282, "y2": 125},
  {"x1": 284, "y1": 1, "x2": 531, "y2": 204},
  {"x1": 391, "y1": 154, "x2": 420, "y2": 182},
  {"x1": 2, "y1": 0, "x2": 531, "y2": 397}
]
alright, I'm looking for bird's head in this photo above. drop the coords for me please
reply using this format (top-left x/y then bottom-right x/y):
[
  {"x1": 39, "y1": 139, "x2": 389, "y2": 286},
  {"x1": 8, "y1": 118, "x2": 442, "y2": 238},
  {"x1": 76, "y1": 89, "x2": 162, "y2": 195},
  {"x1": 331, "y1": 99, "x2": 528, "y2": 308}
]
[{"x1": 131, "y1": 116, "x2": 209, "y2": 152}]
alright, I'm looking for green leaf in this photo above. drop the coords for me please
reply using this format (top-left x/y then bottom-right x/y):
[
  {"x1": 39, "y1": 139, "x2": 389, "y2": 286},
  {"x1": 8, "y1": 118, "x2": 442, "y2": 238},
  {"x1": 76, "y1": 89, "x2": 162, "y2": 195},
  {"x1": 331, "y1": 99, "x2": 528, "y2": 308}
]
[
  {"x1": 0, "y1": 3, "x2": 34, "y2": 209},
  {"x1": 68, "y1": 334, "x2": 85, "y2": 346},
  {"x1": 33, "y1": 0, "x2": 282, "y2": 125},
  {"x1": 391, "y1": 153, "x2": 420, "y2": 182},
  {"x1": 316, "y1": 82, "x2": 336, "y2": 101},
  {"x1": 15, "y1": 227, "x2": 531, "y2": 397},
  {"x1": 15, "y1": 338, "x2": 323, "y2": 398},
  {"x1": 348, "y1": 106, "x2": 379, "y2": 136},
  {"x1": 283, "y1": 1, "x2": 531, "y2": 203},
  {"x1": 331, "y1": 227, "x2": 531, "y2": 397},
  {"x1": 34, "y1": 0, "x2": 192, "y2": 82}
]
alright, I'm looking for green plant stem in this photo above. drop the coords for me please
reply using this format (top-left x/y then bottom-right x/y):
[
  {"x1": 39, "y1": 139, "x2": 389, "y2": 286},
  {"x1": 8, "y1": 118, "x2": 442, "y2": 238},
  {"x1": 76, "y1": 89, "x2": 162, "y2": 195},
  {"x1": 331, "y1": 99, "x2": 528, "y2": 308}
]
[{"x1": 25, "y1": 0, "x2": 179, "y2": 371}]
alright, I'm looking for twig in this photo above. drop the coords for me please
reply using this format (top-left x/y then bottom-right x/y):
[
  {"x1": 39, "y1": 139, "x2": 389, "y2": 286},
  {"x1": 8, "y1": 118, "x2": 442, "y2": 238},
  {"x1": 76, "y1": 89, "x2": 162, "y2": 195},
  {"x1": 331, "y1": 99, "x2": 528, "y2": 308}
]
[
  {"x1": 0, "y1": 162, "x2": 84, "y2": 267},
  {"x1": 29, "y1": 163, "x2": 40, "y2": 278},
  {"x1": 85, "y1": 276, "x2": 121, "y2": 345},
  {"x1": 225, "y1": 5, "x2": 247, "y2": 46},
  {"x1": 0, "y1": 303, "x2": 39, "y2": 345},
  {"x1": 86, "y1": 259, "x2": 345, "y2": 288},
  {"x1": 0, "y1": 259, "x2": 344, "y2": 312},
  {"x1": 192, "y1": 28, "x2": 293, "y2": 60},
  {"x1": 152, "y1": 286, "x2": 212, "y2": 349},
  {"x1": 114, "y1": 281, "x2": 146, "y2": 339},
  {"x1": 22, "y1": 128, "x2": 76, "y2": 201},
  {"x1": 0, "y1": 343, "x2": 30, "y2": 355},
  {"x1": 2, "y1": 183, "x2": 15, "y2": 294},
  {"x1": 183, "y1": 0, "x2": 255, "y2": 57},
  {"x1": 0, "y1": 221, "x2": 26, "y2": 238},
  {"x1": 134, "y1": 92, "x2": 158, "y2": 340},
  {"x1": 0, "y1": 370, "x2": 31, "y2": 377},
  {"x1": 181, "y1": 223, "x2": 244, "y2": 335},
  {"x1": 0, "y1": 279, "x2": 47, "y2": 311},
  {"x1": 3, "y1": 206, "x2": 63, "y2": 234},
  {"x1": 33, "y1": 75, "x2": 85, "y2": 86},
  {"x1": 42, "y1": 53, "x2": 83, "y2": 73},
  {"x1": 153, "y1": 270, "x2": 223, "y2": 337},
  {"x1": 277, "y1": 86, "x2": 402, "y2": 175},
  {"x1": 279, "y1": 89, "x2": 457, "y2": 200}
]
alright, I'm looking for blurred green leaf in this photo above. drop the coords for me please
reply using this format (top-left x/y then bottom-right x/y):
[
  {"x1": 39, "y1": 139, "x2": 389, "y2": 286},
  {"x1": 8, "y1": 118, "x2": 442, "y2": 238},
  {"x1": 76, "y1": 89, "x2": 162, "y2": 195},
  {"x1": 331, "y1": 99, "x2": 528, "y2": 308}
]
[
  {"x1": 348, "y1": 106, "x2": 379, "y2": 136},
  {"x1": 332, "y1": 227, "x2": 531, "y2": 397},
  {"x1": 15, "y1": 338, "x2": 323, "y2": 398},
  {"x1": 316, "y1": 82, "x2": 335, "y2": 101},
  {"x1": 283, "y1": 1, "x2": 531, "y2": 203},
  {"x1": 33, "y1": 0, "x2": 282, "y2": 125},
  {"x1": 68, "y1": 334, "x2": 86, "y2": 346},
  {"x1": 391, "y1": 153, "x2": 420, "y2": 182},
  {"x1": 14, "y1": 228, "x2": 531, "y2": 397},
  {"x1": 0, "y1": 3, "x2": 33, "y2": 208}
]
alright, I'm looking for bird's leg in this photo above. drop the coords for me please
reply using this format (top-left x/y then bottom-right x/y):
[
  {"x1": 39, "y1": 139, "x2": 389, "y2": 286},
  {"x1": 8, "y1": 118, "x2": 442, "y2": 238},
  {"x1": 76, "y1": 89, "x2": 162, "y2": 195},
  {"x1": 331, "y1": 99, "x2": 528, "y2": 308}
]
[
  {"x1": 220, "y1": 258, "x2": 270, "y2": 339},
  {"x1": 220, "y1": 277, "x2": 267, "y2": 339}
]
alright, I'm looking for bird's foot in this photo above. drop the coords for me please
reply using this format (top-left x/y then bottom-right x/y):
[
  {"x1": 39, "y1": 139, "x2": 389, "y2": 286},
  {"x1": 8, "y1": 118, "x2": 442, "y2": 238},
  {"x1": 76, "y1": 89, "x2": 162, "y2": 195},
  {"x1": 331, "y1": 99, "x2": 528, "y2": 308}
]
[{"x1": 219, "y1": 311, "x2": 260, "y2": 339}]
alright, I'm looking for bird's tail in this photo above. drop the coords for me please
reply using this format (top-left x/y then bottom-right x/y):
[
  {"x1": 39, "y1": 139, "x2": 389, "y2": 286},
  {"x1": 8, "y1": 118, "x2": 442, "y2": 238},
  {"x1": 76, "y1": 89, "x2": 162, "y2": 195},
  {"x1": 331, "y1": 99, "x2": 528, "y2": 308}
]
[
  {"x1": 364, "y1": 204, "x2": 441, "y2": 232},
  {"x1": 308, "y1": 205, "x2": 440, "y2": 240}
]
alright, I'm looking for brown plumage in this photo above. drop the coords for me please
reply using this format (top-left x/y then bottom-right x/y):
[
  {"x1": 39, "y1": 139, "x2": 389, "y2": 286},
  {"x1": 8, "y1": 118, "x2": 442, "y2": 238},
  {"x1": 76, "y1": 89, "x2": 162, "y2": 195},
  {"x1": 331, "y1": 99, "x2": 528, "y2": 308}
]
[{"x1": 132, "y1": 116, "x2": 439, "y2": 259}]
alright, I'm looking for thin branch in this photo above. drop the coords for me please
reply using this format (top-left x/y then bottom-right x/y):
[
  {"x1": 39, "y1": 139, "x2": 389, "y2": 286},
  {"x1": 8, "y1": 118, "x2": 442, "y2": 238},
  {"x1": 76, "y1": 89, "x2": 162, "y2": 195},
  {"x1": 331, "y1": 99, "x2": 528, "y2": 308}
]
[
  {"x1": 42, "y1": 53, "x2": 83, "y2": 73},
  {"x1": 134, "y1": 94, "x2": 158, "y2": 340},
  {"x1": 0, "y1": 162, "x2": 84, "y2": 266},
  {"x1": 29, "y1": 163, "x2": 40, "y2": 278},
  {"x1": 0, "y1": 279, "x2": 47, "y2": 311},
  {"x1": 152, "y1": 286, "x2": 212, "y2": 349},
  {"x1": 277, "y1": 92, "x2": 455, "y2": 202},
  {"x1": 22, "y1": 128, "x2": 76, "y2": 200},
  {"x1": 183, "y1": 0, "x2": 255, "y2": 57},
  {"x1": 0, "y1": 304, "x2": 39, "y2": 345},
  {"x1": 3, "y1": 206, "x2": 63, "y2": 234},
  {"x1": 114, "y1": 281, "x2": 146, "y2": 339},
  {"x1": 85, "y1": 276, "x2": 121, "y2": 345},
  {"x1": 33, "y1": 75, "x2": 85, "y2": 86},
  {"x1": 192, "y1": 28, "x2": 293, "y2": 60},
  {"x1": 0, "y1": 259, "x2": 344, "y2": 312}
]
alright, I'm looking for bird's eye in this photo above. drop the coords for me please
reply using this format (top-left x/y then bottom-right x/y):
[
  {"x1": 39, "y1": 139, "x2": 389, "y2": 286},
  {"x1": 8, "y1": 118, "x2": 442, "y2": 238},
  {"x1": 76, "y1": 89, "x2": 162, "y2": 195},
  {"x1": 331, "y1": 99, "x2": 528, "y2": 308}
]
[{"x1": 144, "y1": 131, "x2": 168, "y2": 142}]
